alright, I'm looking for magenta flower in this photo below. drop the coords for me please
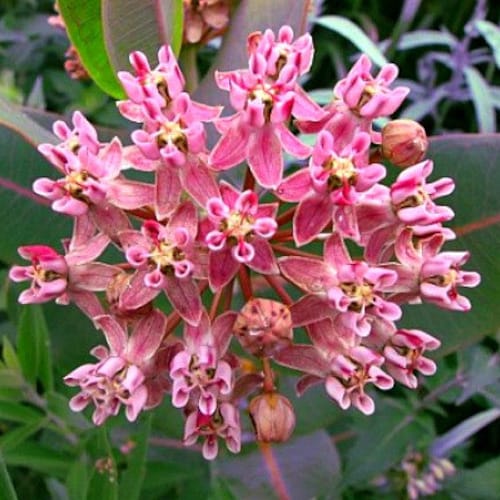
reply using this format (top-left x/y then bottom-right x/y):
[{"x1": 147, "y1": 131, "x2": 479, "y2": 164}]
[
  {"x1": 203, "y1": 182, "x2": 278, "y2": 290},
  {"x1": 119, "y1": 201, "x2": 203, "y2": 325},
  {"x1": 184, "y1": 402, "x2": 241, "y2": 460},
  {"x1": 170, "y1": 310, "x2": 236, "y2": 415},
  {"x1": 64, "y1": 310, "x2": 167, "y2": 425}
]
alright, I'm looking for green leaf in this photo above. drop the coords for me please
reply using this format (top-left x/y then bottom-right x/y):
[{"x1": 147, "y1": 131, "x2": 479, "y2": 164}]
[
  {"x1": 57, "y1": 0, "x2": 125, "y2": 99},
  {"x1": 102, "y1": 0, "x2": 184, "y2": 79},
  {"x1": 118, "y1": 414, "x2": 152, "y2": 500},
  {"x1": 0, "y1": 369, "x2": 24, "y2": 390},
  {"x1": 1, "y1": 337, "x2": 20, "y2": 372},
  {"x1": 66, "y1": 456, "x2": 89, "y2": 500},
  {"x1": 17, "y1": 305, "x2": 53, "y2": 392},
  {"x1": 0, "y1": 416, "x2": 48, "y2": 452},
  {"x1": 342, "y1": 398, "x2": 434, "y2": 486},
  {"x1": 464, "y1": 66, "x2": 496, "y2": 133},
  {"x1": 0, "y1": 451, "x2": 18, "y2": 500},
  {"x1": 475, "y1": 20, "x2": 500, "y2": 69},
  {"x1": 447, "y1": 457, "x2": 500, "y2": 499},
  {"x1": 87, "y1": 427, "x2": 118, "y2": 500},
  {"x1": 397, "y1": 30, "x2": 457, "y2": 50},
  {"x1": 3, "y1": 442, "x2": 72, "y2": 479},
  {"x1": 399, "y1": 134, "x2": 500, "y2": 354},
  {"x1": 430, "y1": 408, "x2": 500, "y2": 458},
  {"x1": 0, "y1": 401, "x2": 42, "y2": 424},
  {"x1": 315, "y1": 16, "x2": 388, "y2": 67}
]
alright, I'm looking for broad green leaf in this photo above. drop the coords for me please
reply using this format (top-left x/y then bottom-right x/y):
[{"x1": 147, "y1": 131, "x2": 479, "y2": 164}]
[
  {"x1": 342, "y1": 398, "x2": 434, "y2": 486},
  {"x1": 57, "y1": 0, "x2": 125, "y2": 98},
  {"x1": 102, "y1": 0, "x2": 184, "y2": 79},
  {"x1": 118, "y1": 414, "x2": 152, "y2": 500},
  {"x1": 475, "y1": 20, "x2": 500, "y2": 69},
  {"x1": 0, "y1": 122, "x2": 70, "y2": 264},
  {"x1": 0, "y1": 451, "x2": 17, "y2": 500},
  {"x1": 464, "y1": 66, "x2": 496, "y2": 133},
  {"x1": 217, "y1": 430, "x2": 341, "y2": 499},
  {"x1": 315, "y1": 16, "x2": 388, "y2": 67},
  {"x1": 17, "y1": 305, "x2": 53, "y2": 392},
  {"x1": 430, "y1": 408, "x2": 500, "y2": 458},
  {"x1": 447, "y1": 457, "x2": 500, "y2": 499},
  {"x1": 3, "y1": 441, "x2": 72, "y2": 479},
  {"x1": 195, "y1": 0, "x2": 311, "y2": 108},
  {"x1": 399, "y1": 134, "x2": 500, "y2": 355}
]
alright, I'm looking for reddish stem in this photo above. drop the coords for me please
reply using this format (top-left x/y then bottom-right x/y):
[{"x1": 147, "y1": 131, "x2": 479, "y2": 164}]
[
  {"x1": 238, "y1": 266, "x2": 253, "y2": 301},
  {"x1": 262, "y1": 357, "x2": 275, "y2": 392},
  {"x1": 271, "y1": 244, "x2": 321, "y2": 260},
  {"x1": 258, "y1": 442, "x2": 291, "y2": 500},
  {"x1": 221, "y1": 278, "x2": 235, "y2": 311},
  {"x1": 271, "y1": 229, "x2": 294, "y2": 242},
  {"x1": 263, "y1": 274, "x2": 293, "y2": 305},
  {"x1": 209, "y1": 289, "x2": 223, "y2": 321},
  {"x1": 243, "y1": 166, "x2": 256, "y2": 191},
  {"x1": 276, "y1": 205, "x2": 296, "y2": 226}
]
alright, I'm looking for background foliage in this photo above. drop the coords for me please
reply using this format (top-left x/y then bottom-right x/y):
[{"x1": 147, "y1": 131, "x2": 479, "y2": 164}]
[{"x1": 0, "y1": 0, "x2": 498, "y2": 498}]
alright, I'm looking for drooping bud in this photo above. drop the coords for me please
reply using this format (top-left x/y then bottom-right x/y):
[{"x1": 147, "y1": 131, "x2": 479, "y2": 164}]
[
  {"x1": 248, "y1": 392, "x2": 296, "y2": 443},
  {"x1": 234, "y1": 298, "x2": 293, "y2": 357},
  {"x1": 382, "y1": 119, "x2": 428, "y2": 168}
]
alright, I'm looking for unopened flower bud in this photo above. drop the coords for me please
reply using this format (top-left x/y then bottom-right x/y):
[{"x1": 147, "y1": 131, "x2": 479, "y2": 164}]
[
  {"x1": 249, "y1": 392, "x2": 295, "y2": 443},
  {"x1": 234, "y1": 298, "x2": 293, "y2": 357},
  {"x1": 382, "y1": 119, "x2": 428, "y2": 168}
]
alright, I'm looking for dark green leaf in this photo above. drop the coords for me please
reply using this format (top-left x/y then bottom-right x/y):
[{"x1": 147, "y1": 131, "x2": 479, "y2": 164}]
[
  {"x1": 0, "y1": 451, "x2": 18, "y2": 500},
  {"x1": 57, "y1": 0, "x2": 125, "y2": 98},
  {"x1": 66, "y1": 456, "x2": 89, "y2": 500},
  {"x1": 17, "y1": 305, "x2": 53, "y2": 392},
  {"x1": 0, "y1": 401, "x2": 43, "y2": 424},
  {"x1": 1, "y1": 337, "x2": 20, "y2": 372},
  {"x1": 102, "y1": 0, "x2": 184, "y2": 79},
  {"x1": 87, "y1": 427, "x2": 118, "y2": 500},
  {"x1": 447, "y1": 457, "x2": 500, "y2": 499},
  {"x1": 118, "y1": 414, "x2": 152, "y2": 500},
  {"x1": 343, "y1": 398, "x2": 434, "y2": 486},
  {"x1": 0, "y1": 416, "x2": 48, "y2": 452},
  {"x1": 3, "y1": 441, "x2": 72, "y2": 478}
]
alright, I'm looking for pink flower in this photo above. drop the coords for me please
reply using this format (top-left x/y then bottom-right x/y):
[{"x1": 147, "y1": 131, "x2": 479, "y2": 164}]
[
  {"x1": 278, "y1": 128, "x2": 386, "y2": 244},
  {"x1": 9, "y1": 230, "x2": 117, "y2": 319},
  {"x1": 203, "y1": 183, "x2": 278, "y2": 290},
  {"x1": 119, "y1": 201, "x2": 203, "y2": 325},
  {"x1": 184, "y1": 402, "x2": 241, "y2": 460},
  {"x1": 64, "y1": 310, "x2": 167, "y2": 425},
  {"x1": 384, "y1": 329, "x2": 441, "y2": 388},
  {"x1": 170, "y1": 310, "x2": 236, "y2": 415},
  {"x1": 326, "y1": 345, "x2": 394, "y2": 415}
]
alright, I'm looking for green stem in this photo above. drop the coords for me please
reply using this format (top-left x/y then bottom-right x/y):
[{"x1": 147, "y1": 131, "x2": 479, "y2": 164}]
[{"x1": 179, "y1": 44, "x2": 199, "y2": 94}]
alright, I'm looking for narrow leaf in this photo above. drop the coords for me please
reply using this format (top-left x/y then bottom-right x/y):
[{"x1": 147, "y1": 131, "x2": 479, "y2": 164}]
[
  {"x1": 475, "y1": 20, "x2": 500, "y2": 68},
  {"x1": 464, "y1": 66, "x2": 496, "y2": 133},
  {"x1": 57, "y1": 0, "x2": 125, "y2": 98},
  {"x1": 1, "y1": 337, "x2": 21, "y2": 371},
  {"x1": 315, "y1": 16, "x2": 388, "y2": 67},
  {"x1": 118, "y1": 414, "x2": 152, "y2": 500},
  {"x1": 0, "y1": 451, "x2": 18, "y2": 500},
  {"x1": 17, "y1": 305, "x2": 54, "y2": 392},
  {"x1": 0, "y1": 417, "x2": 48, "y2": 452},
  {"x1": 66, "y1": 456, "x2": 89, "y2": 500},
  {"x1": 87, "y1": 427, "x2": 118, "y2": 500},
  {"x1": 430, "y1": 408, "x2": 500, "y2": 458},
  {"x1": 0, "y1": 401, "x2": 43, "y2": 424},
  {"x1": 397, "y1": 30, "x2": 457, "y2": 50}
]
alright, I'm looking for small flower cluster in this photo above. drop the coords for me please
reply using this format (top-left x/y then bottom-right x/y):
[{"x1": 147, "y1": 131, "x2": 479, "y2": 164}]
[{"x1": 10, "y1": 26, "x2": 479, "y2": 460}]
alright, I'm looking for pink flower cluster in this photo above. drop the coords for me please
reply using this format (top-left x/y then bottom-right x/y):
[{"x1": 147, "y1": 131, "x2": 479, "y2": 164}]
[{"x1": 10, "y1": 26, "x2": 479, "y2": 460}]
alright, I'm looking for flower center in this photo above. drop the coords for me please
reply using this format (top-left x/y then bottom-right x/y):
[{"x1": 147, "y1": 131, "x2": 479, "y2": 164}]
[
  {"x1": 149, "y1": 241, "x2": 185, "y2": 272},
  {"x1": 340, "y1": 281, "x2": 375, "y2": 312},
  {"x1": 64, "y1": 170, "x2": 92, "y2": 200},
  {"x1": 156, "y1": 122, "x2": 188, "y2": 152},
  {"x1": 221, "y1": 211, "x2": 255, "y2": 240},
  {"x1": 249, "y1": 85, "x2": 275, "y2": 121},
  {"x1": 324, "y1": 157, "x2": 357, "y2": 189}
]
